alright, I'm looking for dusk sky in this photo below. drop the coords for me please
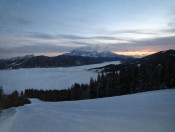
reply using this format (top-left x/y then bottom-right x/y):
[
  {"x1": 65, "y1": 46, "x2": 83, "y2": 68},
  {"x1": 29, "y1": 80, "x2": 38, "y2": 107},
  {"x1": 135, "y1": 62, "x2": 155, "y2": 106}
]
[{"x1": 0, "y1": 0, "x2": 175, "y2": 58}]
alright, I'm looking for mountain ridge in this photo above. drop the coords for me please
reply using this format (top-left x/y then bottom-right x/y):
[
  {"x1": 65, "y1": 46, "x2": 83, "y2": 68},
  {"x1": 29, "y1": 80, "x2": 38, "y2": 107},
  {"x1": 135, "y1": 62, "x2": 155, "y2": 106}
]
[
  {"x1": 65, "y1": 49, "x2": 131, "y2": 58},
  {"x1": 0, "y1": 50, "x2": 133, "y2": 69}
]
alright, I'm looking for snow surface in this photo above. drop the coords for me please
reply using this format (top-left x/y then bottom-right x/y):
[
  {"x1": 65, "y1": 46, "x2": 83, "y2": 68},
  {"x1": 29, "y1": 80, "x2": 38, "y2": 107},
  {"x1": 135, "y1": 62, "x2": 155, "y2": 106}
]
[
  {"x1": 137, "y1": 64, "x2": 141, "y2": 67},
  {"x1": 0, "y1": 61, "x2": 120, "y2": 93},
  {"x1": 0, "y1": 89, "x2": 175, "y2": 132},
  {"x1": 7, "y1": 58, "x2": 30, "y2": 67},
  {"x1": 117, "y1": 70, "x2": 120, "y2": 75}
]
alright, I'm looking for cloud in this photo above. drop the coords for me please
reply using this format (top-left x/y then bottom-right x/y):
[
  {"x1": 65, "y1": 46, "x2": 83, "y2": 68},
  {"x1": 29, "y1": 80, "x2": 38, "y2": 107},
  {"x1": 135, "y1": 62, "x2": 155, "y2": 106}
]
[
  {"x1": 12, "y1": 16, "x2": 33, "y2": 25},
  {"x1": 91, "y1": 36, "x2": 175, "y2": 52},
  {"x1": 0, "y1": 12, "x2": 33, "y2": 27},
  {"x1": 28, "y1": 33, "x2": 87, "y2": 40},
  {"x1": 27, "y1": 32, "x2": 127, "y2": 44},
  {"x1": 96, "y1": 29, "x2": 157, "y2": 36},
  {"x1": 163, "y1": 28, "x2": 175, "y2": 33},
  {"x1": 29, "y1": 33, "x2": 55, "y2": 39},
  {"x1": 168, "y1": 22, "x2": 175, "y2": 27},
  {"x1": 167, "y1": 7, "x2": 175, "y2": 28},
  {"x1": 113, "y1": 30, "x2": 157, "y2": 35},
  {"x1": 90, "y1": 36, "x2": 124, "y2": 40},
  {"x1": 134, "y1": 36, "x2": 175, "y2": 46},
  {"x1": 14, "y1": 44, "x2": 69, "y2": 53},
  {"x1": 0, "y1": 44, "x2": 74, "y2": 58},
  {"x1": 28, "y1": 33, "x2": 123, "y2": 40},
  {"x1": 1, "y1": 31, "x2": 175, "y2": 59}
]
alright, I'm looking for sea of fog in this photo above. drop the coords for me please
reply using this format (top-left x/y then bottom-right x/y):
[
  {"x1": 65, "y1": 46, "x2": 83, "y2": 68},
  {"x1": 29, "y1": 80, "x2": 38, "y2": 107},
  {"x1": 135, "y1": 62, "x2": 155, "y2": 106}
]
[{"x1": 0, "y1": 61, "x2": 120, "y2": 93}]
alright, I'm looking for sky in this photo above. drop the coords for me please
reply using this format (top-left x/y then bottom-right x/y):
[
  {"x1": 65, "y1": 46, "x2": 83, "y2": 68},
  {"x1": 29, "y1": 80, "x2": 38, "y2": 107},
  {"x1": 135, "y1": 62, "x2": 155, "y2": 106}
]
[{"x1": 0, "y1": 0, "x2": 175, "y2": 58}]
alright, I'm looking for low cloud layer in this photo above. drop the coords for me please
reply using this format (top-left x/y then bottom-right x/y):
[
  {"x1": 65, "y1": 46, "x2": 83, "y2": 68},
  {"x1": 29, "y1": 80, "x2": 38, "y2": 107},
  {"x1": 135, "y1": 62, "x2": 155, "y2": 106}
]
[{"x1": 0, "y1": 32, "x2": 175, "y2": 58}]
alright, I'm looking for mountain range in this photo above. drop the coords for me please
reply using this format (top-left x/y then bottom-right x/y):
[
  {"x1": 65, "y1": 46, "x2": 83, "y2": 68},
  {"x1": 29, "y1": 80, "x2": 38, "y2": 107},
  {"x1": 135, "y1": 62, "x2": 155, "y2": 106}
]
[
  {"x1": 0, "y1": 49, "x2": 133, "y2": 69},
  {"x1": 65, "y1": 49, "x2": 128, "y2": 58}
]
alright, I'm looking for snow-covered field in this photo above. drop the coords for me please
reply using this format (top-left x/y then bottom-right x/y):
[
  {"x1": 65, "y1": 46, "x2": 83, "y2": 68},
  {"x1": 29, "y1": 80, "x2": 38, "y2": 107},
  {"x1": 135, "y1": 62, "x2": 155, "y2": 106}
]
[
  {"x1": 0, "y1": 61, "x2": 120, "y2": 93},
  {"x1": 0, "y1": 89, "x2": 175, "y2": 132}
]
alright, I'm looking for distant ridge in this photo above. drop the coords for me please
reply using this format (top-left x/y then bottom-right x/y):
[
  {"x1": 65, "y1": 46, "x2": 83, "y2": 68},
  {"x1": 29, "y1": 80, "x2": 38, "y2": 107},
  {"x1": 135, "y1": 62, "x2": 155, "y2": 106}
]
[
  {"x1": 0, "y1": 49, "x2": 134, "y2": 69},
  {"x1": 65, "y1": 49, "x2": 132, "y2": 58}
]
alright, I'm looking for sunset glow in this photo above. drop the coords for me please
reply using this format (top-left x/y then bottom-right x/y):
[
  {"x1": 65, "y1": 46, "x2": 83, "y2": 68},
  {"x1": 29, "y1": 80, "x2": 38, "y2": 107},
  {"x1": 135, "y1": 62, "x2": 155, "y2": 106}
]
[{"x1": 113, "y1": 51, "x2": 156, "y2": 57}]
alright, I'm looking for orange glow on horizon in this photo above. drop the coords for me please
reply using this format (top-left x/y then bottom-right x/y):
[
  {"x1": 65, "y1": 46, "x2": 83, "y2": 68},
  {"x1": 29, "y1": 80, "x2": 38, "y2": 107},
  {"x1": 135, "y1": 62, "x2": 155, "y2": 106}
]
[{"x1": 113, "y1": 51, "x2": 156, "y2": 57}]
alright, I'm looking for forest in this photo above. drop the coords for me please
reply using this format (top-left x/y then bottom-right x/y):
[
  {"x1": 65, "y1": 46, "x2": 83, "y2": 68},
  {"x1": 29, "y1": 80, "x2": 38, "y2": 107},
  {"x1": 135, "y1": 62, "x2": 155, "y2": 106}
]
[{"x1": 0, "y1": 86, "x2": 31, "y2": 110}]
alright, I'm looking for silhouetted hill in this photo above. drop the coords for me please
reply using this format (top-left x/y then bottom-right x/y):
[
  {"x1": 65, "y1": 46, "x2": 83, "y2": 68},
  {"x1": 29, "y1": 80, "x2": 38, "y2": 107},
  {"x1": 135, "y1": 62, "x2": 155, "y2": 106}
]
[
  {"x1": 90, "y1": 49, "x2": 175, "y2": 89},
  {"x1": 91, "y1": 49, "x2": 174, "y2": 70}
]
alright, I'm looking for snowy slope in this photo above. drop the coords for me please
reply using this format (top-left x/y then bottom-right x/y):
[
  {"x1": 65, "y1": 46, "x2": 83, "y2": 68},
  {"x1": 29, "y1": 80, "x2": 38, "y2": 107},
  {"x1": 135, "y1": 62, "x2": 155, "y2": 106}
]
[
  {"x1": 66, "y1": 49, "x2": 118, "y2": 57},
  {"x1": 7, "y1": 54, "x2": 35, "y2": 61},
  {"x1": 0, "y1": 61, "x2": 120, "y2": 93},
  {"x1": 0, "y1": 89, "x2": 175, "y2": 132},
  {"x1": 65, "y1": 49, "x2": 133, "y2": 59}
]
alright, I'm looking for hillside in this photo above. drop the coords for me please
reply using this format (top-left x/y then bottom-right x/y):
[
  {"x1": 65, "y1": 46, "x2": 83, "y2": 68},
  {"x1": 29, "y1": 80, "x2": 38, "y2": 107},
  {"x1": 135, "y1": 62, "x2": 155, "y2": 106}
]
[
  {"x1": 0, "y1": 89, "x2": 175, "y2": 132},
  {"x1": 90, "y1": 49, "x2": 175, "y2": 91}
]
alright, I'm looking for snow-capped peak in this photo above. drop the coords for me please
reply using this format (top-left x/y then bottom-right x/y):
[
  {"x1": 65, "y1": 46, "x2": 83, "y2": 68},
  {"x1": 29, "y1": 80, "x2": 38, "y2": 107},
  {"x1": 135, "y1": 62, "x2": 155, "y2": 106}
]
[
  {"x1": 9, "y1": 54, "x2": 35, "y2": 61},
  {"x1": 65, "y1": 49, "x2": 117, "y2": 58}
]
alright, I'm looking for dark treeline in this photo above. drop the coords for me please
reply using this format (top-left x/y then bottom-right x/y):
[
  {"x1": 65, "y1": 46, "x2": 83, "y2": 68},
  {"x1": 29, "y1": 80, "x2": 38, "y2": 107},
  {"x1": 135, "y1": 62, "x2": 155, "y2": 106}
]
[
  {"x1": 0, "y1": 87, "x2": 31, "y2": 110},
  {"x1": 24, "y1": 55, "x2": 175, "y2": 102}
]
